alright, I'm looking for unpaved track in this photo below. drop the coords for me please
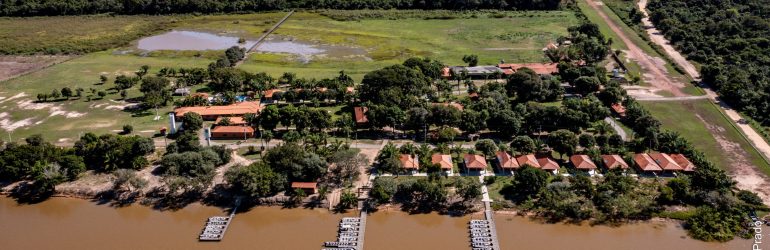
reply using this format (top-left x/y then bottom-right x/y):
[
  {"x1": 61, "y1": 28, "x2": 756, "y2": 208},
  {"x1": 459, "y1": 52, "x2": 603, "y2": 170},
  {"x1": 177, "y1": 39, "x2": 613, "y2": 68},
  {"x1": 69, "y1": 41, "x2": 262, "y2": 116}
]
[
  {"x1": 637, "y1": 0, "x2": 770, "y2": 204},
  {"x1": 585, "y1": 0, "x2": 686, "y2": 96}
]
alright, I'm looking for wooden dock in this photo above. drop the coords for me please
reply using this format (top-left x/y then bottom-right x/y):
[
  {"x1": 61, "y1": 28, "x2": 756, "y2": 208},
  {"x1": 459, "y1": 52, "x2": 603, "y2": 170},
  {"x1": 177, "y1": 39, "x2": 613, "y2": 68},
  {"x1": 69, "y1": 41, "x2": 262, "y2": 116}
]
[
  {"x1": 199, "y1": 199, "x2": 240, "y2": 241},
  {"x1": 322, "y1": 215, "x2": 364, "y2": 250}
]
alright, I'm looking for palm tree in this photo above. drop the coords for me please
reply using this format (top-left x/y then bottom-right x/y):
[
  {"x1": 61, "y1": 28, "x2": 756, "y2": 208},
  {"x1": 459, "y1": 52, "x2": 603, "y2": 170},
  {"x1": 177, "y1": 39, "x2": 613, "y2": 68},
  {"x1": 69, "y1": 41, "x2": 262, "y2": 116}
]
[{"x1": 338, "y1": 190, "x2": 358, "y2": 209}]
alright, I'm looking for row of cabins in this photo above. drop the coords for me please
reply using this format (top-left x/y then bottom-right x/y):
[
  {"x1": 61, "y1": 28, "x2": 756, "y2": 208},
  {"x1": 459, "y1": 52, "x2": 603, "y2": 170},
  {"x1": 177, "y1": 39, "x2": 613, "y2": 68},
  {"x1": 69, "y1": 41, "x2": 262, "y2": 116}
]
[
  {"x1": 396, "y1": 152, "x2": 695, "y2": 176},
  {"x1": 261, "y1": 87, "x2": 356, "y2": 103},
  {"x1": 173, "y1": 101, "x2": 263, "y2": 139}
]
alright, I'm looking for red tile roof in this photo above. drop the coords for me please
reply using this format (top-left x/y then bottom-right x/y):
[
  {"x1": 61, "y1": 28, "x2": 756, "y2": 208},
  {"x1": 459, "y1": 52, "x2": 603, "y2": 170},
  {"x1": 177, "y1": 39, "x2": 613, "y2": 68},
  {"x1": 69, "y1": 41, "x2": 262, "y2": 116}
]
[
  {"x1": 649, "y1": 153, "x2": 682, "y2": 171},
  {"x1": 537, "y1": 157, "x2": 559, "y2": 171},
  {"x1": 611, "y1": 103, "x2": 626, "y2": 117},
  {"x1": 175, "y1": 101, "x2": 262, "y2": 118},
  {"x1": 345, "y1": 87, "x2": 355, "y2": 94},
  {"x1": 464, "y1": 154, "x2": 487, "y2": 169},
  {"x1": 498, "y1": 63, "x2": 559, "y2": 75},
  {"x1": 634, "y1": 154, "x2": 663, "y2": 172},
  {"x1": 291, "y1": 182, "x2": 317, "y2": 189},
  {"x1": 431, "y1": 154, "x2": 453, "y2": 170},
  {"x1": 570, "y1": 155, "x2": 597, "y2": 170},
  {"x1": 215, "y1": 116, "x2": 247, "y2": 125},
  {"x1": 211, "y1": 126, "x2": 255, "y2": 134},
  {"x1": 670, "y1": 154, "x2": 696, "y2": 172},
  {"x1": 601, "y1": 155, "x2": 629, "y2": 169},
  {"x1": 399, "y1": 154, "x2": 419, "y2": 169},
  {"x1": 353, "y1": 107, "x2": 368, "y2": 124},
  {"x1": 516, "y1": 154, "x2": 540, "y2": 168},
  {"x1": 496, "y1": 151, "x2": 519, "y2": 169},
  {"x1": 264, "y1": 89, "x2": 281, "y2": 98},
  {"x1": 442, "y1": 67, "x2": 451, "y2": 78}
]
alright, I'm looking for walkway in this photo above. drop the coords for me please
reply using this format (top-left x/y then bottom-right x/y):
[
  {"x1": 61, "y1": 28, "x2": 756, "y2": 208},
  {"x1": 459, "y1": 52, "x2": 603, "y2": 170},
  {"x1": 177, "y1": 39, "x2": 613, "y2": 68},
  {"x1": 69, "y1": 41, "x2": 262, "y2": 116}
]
[
  {"x1": 603, "y1": 117, "x2": 628, "y2": 141},
  {"x1": 634, "y1": 95, "x2": 710, "y2": 101},
  {"x1": 478, "y1": 176, "x2": 500, "y2": 250}
]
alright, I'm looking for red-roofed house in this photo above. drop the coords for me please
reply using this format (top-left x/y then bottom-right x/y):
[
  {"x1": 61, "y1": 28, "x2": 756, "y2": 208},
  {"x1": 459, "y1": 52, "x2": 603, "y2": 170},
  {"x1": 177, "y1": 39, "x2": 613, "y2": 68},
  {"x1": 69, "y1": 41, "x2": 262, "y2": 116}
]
[
  {"x1": 516, "y1": 154, "x2": 540, "y2": 168},
  {"x1": 210, "y1": 126, "x2": 255, "y2": 139},
  {"x1": 601, "y1": 154, "x2": 629, "y2": 170},
  {"x1": 291, "y1": 182, "x2": 317, "y2": 194},
  {"x1": 498, "y1": 63, "x2": 559, "y2": 75},
  {"x1": 670, "y1": 154, "x2": 696, "y2": 172},
  {"x1": 463, "y1": 154, "x2": 488, "y2": 174},
  {"x1": 649, "y1": 153, "x2": 682, "y2": 171},
  {"x1": 634, "y1": 154, "x2": 663, "y2": 173},
  {"x1": 611, "y1": 103, "x2": 626, "y2": 117},
  {"x1": 353, "y1": 107, "x2": 369, "y2": 126},
  {"x1": 431, "y1": 154, "x2": 454, "y2": 175},
  {"x1": 570, "y1": 155, "x2": 598, "y2": 175},
  {"x1": 174, "y1": 101, "x2": 263, "y2": 120},
  {"x1": 537, "y1": 157, "x2": 560, "y2": 175},
  {"x1": 400, "y1": 154, "x2": 419, "y2": 174},
  {"x1": 496, "y1": 151, "x2": 519, "y2": 174},
  {"x1": 215, "y1": 116, "x2": 247, "y2": 126},
  {"x1": 441, "y1": 67, "x2": 451, "y2": 79}
]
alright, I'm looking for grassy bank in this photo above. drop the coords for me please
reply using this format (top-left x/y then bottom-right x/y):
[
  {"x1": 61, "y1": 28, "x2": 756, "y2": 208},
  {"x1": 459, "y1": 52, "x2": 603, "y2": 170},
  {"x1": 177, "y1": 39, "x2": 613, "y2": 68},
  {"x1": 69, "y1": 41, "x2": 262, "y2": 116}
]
[
  {"x1": 0, "y1": 15, "x2": 174, "y2": 54},
  {"x1": 640, "y1": 99, "x2": 770, "y2": 175}
]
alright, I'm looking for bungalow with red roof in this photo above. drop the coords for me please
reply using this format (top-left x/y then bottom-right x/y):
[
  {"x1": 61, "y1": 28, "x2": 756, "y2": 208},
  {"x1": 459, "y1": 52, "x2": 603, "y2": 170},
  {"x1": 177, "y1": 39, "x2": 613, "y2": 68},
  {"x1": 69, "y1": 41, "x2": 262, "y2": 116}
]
[
  {"x1": 634, "y1": 154, "x2": 663, "y2": 173},
  {"x1": 400, "y1": 154, "x2": 419, "y2": 174},
  {"x1": 431, "y1": 153, "x2": 454, "y2": 175},
  {"x1": 262, "y1": 89, "x2": 282, "y2": 103},
  {"x1": 291, "y1": 182, "x2": 317, "y2": 194},
  {"x1": 537, "y1": 157, "x2": 560, "y2": 175},
  {"x1": 516, "y1": 154, "x2": 540, "y2": 169},
  {"x1": 670, "y1": 154, "x2": 696, "y2": 172},
  {"x1": 496, "y1": 151, "x2": 519, "y2": 175},
  {"x1": 463, "y1": 154, "x2": 488, "y2": 174},
  {"x1": 601, "y1": 154, "x2": 629, "y2": 171},
  {"x1": 570, "y1": 155, "x2": 598, "y2": 175},
  {"x1": 353, "y1": 107, "x2": 369, "y2": 126},
  {"x1": 649, "y1": 153, "x2": 682, "y2": 172},
  {"x1": 441, "y1": 67, "x2": 451, "y2": 79},
  {"x1": 210, "y1": 126, "x2": 255, "y2": 139}
]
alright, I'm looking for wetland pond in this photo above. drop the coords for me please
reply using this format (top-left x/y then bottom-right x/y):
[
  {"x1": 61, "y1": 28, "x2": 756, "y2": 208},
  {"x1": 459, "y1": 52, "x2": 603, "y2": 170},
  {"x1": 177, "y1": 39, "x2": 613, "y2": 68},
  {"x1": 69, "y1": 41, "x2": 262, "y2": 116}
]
[
  {"x1": 137, "y1": 30, "x2": 257, "y2": 51},
  {"x1": 0, "y1": 197, "x2": 752, "y2": 250}
]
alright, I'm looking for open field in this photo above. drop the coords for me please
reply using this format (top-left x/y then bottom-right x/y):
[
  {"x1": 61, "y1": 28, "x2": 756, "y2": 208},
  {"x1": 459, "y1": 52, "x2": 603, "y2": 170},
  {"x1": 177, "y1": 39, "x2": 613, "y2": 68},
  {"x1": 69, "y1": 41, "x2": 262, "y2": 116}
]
[
  {"x1": 0, "y1": 15, "x2": 172, "y2": 55},
  {"x1": 240, "y1": 11, "x2": 578, "y2": 81},
  {"x1": 0, "y1": 51, "x2": 212, "y2": 143},
  {"x1": 0, "y1": 55, "x2": 71, "y2": 82},
  {"x1": 640, "y1": 100, "x2": 770, "y2": 174}
]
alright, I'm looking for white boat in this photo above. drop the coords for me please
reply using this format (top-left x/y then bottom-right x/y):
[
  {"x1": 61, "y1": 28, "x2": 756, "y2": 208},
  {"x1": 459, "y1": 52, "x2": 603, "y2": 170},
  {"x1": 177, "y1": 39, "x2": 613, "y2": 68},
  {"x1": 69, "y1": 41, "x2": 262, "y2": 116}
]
[
  {"x1": 472, "y1": 237, "x2": 493, "y2": 242},
  {"x1": 470, "y1": 224, "x2": 490, "y2": 228},
  {"x1": 338, "y1": 237, "x2": 358, "y2": 242},
  {"x1": 207, "y1": 221, "x2": 227, "y2": 225},
  {"x1": 471, "y1": 229, "x2": 490, "y2": 233},
  {"x1": 472, "y1": 242, "x2": 493, "y2": 247},
  {"x1": 471, "y1": 233, "x2": 491, "y2": 237},
  {"x1": 339, "y1": 233, "x2": 358, "y2": 237},
  {"x1": 342, "y1": 218, "x2": 360, "y2": 221},
  {"x1": 470, "y1": 220, "x2": 488, "y2": 224},
  {"x1": 472, "y1": 247, "x2": 494, "y2": 250}
]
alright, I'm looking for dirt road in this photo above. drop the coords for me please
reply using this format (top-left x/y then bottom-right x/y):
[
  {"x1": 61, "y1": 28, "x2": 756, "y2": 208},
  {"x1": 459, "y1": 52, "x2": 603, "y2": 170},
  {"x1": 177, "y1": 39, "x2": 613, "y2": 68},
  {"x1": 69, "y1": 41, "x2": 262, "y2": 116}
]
[
  {"x1": 585, "y1": 0, "x2": 686, "y2": 96},
  {"x1": 637, "y1": 0, "x2": 770, "y2": 204}
]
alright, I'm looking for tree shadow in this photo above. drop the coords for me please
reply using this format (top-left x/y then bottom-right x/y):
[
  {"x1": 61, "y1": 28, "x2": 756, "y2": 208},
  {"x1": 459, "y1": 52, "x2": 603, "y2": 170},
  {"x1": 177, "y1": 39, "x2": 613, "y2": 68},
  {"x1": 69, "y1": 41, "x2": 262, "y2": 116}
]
[{"x1": 7, "y1": 181, "x2": 53, "y2": 204}]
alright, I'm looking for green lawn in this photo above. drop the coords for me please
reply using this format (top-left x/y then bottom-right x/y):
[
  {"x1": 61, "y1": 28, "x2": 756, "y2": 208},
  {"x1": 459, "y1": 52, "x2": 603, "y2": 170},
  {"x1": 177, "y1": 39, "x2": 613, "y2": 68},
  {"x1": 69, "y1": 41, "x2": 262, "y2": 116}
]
[
  {"x1": 0, "y1": 51, "x2": 213, "y2": 143},
  {"x1": 239, "y1": 11, "x2": 578, "y2": 81},
  {"x1": 640, "y1": 99, "x2": 770, "y2": 175}
]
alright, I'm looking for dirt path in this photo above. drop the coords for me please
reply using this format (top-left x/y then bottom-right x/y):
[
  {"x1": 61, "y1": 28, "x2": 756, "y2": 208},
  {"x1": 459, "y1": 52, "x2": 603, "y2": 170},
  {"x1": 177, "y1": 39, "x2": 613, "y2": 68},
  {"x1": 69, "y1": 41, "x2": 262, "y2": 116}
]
[
  {"x1": 211, "y1": 151, "x2": 251, "y2": 189},
  {"x1": 637, "y1": 0, "x2": 770, "y2": 204},
  {"x1": 585, "y1": 0, "x2": 686, "y2": 97},
  {"x1": 0, "y1": 55, "x2": 71, "y2": 82}
]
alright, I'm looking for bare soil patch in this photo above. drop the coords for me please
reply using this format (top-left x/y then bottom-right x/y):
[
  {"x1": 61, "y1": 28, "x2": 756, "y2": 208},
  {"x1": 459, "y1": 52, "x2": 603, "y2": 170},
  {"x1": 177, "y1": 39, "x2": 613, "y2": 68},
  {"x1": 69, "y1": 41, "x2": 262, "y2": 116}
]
[
  {"x1": 696, "y1": 114, "x2": 770, "y2": 205},
  {"x1": 0, "y1": 56, "x2": 70, "y2": 82}
]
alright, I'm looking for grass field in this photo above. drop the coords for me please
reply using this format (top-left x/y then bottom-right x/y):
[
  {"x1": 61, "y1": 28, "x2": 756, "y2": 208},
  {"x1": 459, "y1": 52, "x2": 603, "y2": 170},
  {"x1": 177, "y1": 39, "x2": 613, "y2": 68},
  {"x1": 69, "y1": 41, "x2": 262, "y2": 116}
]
[
  {"x1": 0, "y1": 15, "x2": 173, "y2": 55},
  {"x1": 640, "y1": 100, "x2": 770, "y2": 174},
  {"x1": 240, "y1": 11, "x2": 578, "y2": 81},
  {"x1": 0, "y1": 51, "x2": 213, "y2": 143}
]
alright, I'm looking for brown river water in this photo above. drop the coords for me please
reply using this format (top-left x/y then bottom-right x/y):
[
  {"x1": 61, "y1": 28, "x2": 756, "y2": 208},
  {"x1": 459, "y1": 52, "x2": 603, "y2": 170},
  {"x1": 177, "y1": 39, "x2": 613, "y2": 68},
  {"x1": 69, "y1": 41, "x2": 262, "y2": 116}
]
[{"x1": 0, "y1": 197, "x2": 753, "y2": 250}]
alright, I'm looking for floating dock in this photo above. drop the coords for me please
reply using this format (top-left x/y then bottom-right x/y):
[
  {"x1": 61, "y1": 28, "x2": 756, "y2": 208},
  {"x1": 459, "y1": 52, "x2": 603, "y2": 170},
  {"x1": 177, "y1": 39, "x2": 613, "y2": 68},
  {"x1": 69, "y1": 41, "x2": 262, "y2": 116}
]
[
  {"x1": 199, "y1": 199, "x2": 240, "y2": 241},
  {"x1": 322, "y1": 213, "x2": 366, "y2": 250},
  {"x1": 468, "y1": 198, "x2": 500, "y2": 249}
]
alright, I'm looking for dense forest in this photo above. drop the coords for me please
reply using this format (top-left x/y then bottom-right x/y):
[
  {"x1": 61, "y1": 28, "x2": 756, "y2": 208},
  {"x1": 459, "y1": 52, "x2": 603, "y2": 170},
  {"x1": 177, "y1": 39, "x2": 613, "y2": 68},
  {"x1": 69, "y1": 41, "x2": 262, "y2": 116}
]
[
  {"x1": 648, "y1": 0, "x2": 770, "y2": 125},
  {"x1": 0, "y1": 0, "x2": 564, "y2": 16}
]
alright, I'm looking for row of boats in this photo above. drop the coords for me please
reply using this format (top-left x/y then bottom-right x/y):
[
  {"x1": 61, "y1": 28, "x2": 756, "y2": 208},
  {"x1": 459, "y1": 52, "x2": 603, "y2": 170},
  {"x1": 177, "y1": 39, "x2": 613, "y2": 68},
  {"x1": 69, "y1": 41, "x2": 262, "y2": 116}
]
[
  {"x1": 323, "y1": 217, "x2": 361, "y2": 250},
  {"x1": 199, "y1": 216, "x2": 231, "y2": 241},
  {"x1": 469, "y1": 220, "x2": 494, "y2": 250}
]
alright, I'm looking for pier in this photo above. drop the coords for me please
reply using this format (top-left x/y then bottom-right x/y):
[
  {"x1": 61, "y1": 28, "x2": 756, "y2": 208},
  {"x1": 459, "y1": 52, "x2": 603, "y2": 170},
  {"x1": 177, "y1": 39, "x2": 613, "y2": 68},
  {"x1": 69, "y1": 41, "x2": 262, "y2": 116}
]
[
  {"x1": 322, "y1": 216, "x2": 364, "y2": 250},
  {"x1": 198, "y1": 198, "x2": 240, "y2": 241},
  {"x1": 469, "y1": 177, "x2": 500, "y2": 250}
]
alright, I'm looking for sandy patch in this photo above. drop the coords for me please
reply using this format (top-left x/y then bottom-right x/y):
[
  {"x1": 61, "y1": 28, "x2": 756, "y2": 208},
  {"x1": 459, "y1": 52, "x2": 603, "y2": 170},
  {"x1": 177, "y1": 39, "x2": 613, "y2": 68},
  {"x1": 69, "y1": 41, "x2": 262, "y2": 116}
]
[
  {"x1": 695, "y1": 114, "x2": 770, "y2": 206},
  {"x1": 0, "y1": 93, "x2": 27, "y2": 105},
  {"x1": 0, "y1": 112, "x2": 35, "y2": 131},
  {"x1": 15, "y1": 99, "x2": 86, "y2": 120}
]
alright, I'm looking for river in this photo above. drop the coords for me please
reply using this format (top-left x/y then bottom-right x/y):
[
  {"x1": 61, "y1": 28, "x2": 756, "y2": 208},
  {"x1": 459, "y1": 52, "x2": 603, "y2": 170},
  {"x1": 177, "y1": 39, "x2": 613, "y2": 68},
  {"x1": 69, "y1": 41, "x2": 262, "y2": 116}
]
[{"x1": 0, "y1": 197, "x2": 753, "y2": 249}]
